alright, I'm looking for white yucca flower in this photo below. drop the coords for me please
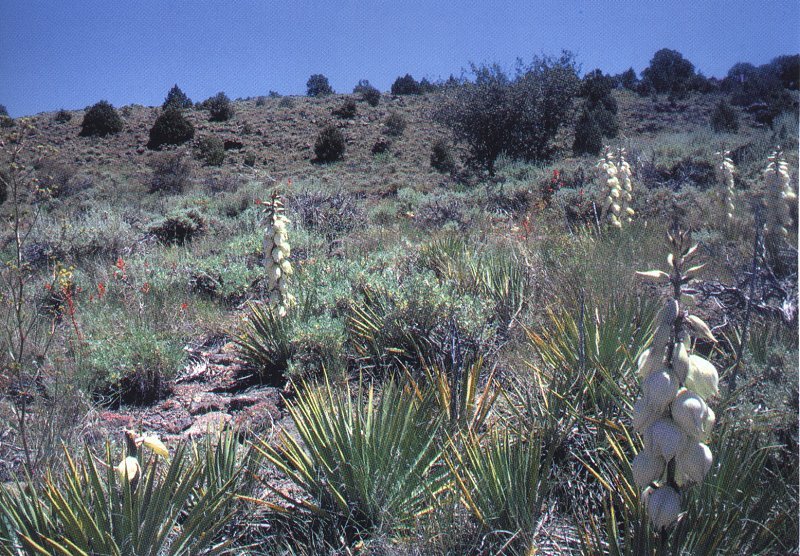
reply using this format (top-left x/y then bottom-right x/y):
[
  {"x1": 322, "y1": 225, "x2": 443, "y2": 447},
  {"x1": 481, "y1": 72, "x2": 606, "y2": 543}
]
[
  {"x1": 763, "y1": 149, "x2": 796, "y2": 238},
  {"x1": 261, "y1": 193, "x2": 295, "y2": 317},
  {"x1": 715, "y1": 151, "x2": 736, "y2": 221},
  {"x1": 632, "y1": 229, "x2": 717, "y2": 531},
  {"x1": 598, "y1": 147, "x2": 636, "y2": 228}
]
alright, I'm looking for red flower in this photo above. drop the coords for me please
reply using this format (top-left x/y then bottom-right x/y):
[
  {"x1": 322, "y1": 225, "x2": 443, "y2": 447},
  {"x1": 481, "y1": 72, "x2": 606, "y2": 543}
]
[
  {"x1": 97, "y1": 282, "x2": 106, "y2": 298},
  {"x1": 180, "y1": 302, "x2": 189, "y2": 312},
  {"x1": 140, "y1": 282, "x2": 151, "y2": 294}
]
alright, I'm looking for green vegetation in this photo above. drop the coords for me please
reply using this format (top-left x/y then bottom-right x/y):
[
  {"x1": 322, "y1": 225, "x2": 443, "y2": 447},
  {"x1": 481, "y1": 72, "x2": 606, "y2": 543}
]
[
  {"x1": 79, "y1": 100, "x2": 124, "y2": 136},
  {"x1": 0, "y1": 47, "x2": 797, "y2": 554}
]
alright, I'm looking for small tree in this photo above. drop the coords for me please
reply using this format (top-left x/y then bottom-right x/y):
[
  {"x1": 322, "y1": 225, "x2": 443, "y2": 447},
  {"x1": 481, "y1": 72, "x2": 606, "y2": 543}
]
[
  {"x1": 0, "y1": 104, "x2": 7, "y2": 117},
  {"x1": 710, "y1": 99, "x2": 739, "y2": 133},
  {"x1": 641, "y1": 48, "x2": 696, "y2": 95},
  {"x1": 206, "y1": 92, "x2": 234, "y2": 122},
  {"x1": 163, "y1": 84, "x2": 193, "y2": 110},
  {"x1": 195, "y1": 136, "x2": 225, "y2": 166},
  {"x1": 147, "y1": 108, "x2": 195, "y2": 149},
  {"x1": 80, "y1": 101, "x2": 124, "y2": 137},
  {"x1": 307, "y1": 74, "x2": 334, "y2": 97},
  {"x1": 619, "y1": 67, "x2": 639, "y2": 90},
  {"x1": 391, "y1": 74, "x2": 421, "y2": 95},
  {"x1": 572, "y1": 109, "x2": 603, "y2": 156},
  {"x1": 314, "y1": 125, "x2": 345, "y2": 162}
]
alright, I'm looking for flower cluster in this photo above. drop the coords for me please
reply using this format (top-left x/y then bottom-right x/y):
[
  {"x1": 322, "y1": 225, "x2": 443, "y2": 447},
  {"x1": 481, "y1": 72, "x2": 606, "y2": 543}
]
[
  {"x1": 598, "y1": 148, "x2": 634, "y2": 228},
  {"x1": 763, "y1": 149, "x2": 797, "y2": 238},
  {"x1": 260, "y1": 193, "x2": 294, "y2": 317},
  {"x1": 715, "y1": 151, "x2": 736, "y2": 221},
  {"x1": 632, "y1": 230, "x2": 718, "y2": 530}
]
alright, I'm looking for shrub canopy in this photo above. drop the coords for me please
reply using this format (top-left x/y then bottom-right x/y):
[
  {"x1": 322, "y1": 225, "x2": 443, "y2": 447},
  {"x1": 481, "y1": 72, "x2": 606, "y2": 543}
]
[{"x1": 80, "y1": 101, "x2": 124, "y2": 137}]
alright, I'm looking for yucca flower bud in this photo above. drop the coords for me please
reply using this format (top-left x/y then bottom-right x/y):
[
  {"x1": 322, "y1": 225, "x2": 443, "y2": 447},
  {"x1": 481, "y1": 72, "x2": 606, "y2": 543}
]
[
  {"x1": 632, "y1": 449, "x2": 666, "y2": 489},
  {"x1": 674, "y1": 441, "x2": 713, "y2": 487},
  {"x1": 633, "y1": 231, "x2": 718, "y2": 531},
  {"x1": 648, "y1": 418, "x2": 688, "y2": 461},
  {"x1": 598, "y1": 148, "x2": 636, "y2": 228},
  {"x1": 715, "y1": 151, "x2": 736, "y2": 221},
  {"x1": 644, "y1": 486, "x2": 681, "y2": 530},
  {"x1": 618, "y1": 149, "x2": 634, "y2": 223},
  {"x1": 261, "y1": 193, "x2": 294, "y2": 317},
  {"x1": 685, "y1": 355, "x2": 719, "y2": 399}
]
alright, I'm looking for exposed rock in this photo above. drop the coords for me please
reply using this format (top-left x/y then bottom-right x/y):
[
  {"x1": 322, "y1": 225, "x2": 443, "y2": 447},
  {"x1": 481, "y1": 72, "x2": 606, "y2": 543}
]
[{"x1": 184, "y1": 411, "x2": 232, "y2": 438}]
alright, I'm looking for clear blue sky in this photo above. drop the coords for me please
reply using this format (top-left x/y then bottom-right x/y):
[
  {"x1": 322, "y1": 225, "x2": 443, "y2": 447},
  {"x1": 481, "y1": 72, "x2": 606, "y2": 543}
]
[{"x1": 1, "y1": 1, "x2": 798, "y2": 117}]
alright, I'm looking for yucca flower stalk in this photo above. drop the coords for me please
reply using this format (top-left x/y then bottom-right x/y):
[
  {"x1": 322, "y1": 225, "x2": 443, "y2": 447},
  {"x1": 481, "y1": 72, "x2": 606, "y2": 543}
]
[
  {"x1": 763, "y1": 149, "x2": 796, "y2": 240},
  {"x1": 715, "y1": 150, "x2": 736, "y2": 221},
  {"x1": 260, "y1": 191, "x2": 294, "y2": 317},
  {"x1": 618, "y1": 148, "x2": 635, "y2": 224},
  {"x1": 633, "y1": 229, "x2": 718, "y2": 531},
  {"x1": 598, "y1": 147, "x2": 634, "y2": 228}
]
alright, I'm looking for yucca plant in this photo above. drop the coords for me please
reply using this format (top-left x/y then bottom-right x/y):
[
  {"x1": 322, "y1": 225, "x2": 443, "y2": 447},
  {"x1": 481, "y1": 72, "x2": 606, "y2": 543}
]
[
  {"x1": 0, "y1": 434, "x2": 244, "y2": 555},
  {"x1": 447, "y1": 428, "x2": 551, "y2": 553},
  {"x1": 252, "y1": 377, "x2": 450, "y2": 541},
  {"x1": 237, "y1": 301, "x2": 295, "y2": 375},
  {"x1": 527, "y1": 294, "x2": 659, "y2": 419},
  {"x1": 579, "y1": 420, "x2": 796, "y2": 555}
]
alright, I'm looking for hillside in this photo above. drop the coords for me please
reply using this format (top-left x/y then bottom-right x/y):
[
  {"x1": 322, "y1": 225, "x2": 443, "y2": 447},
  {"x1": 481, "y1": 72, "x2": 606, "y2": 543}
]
[{"x1": 0, "y1": 84, "x2": 798, "y2": 554}]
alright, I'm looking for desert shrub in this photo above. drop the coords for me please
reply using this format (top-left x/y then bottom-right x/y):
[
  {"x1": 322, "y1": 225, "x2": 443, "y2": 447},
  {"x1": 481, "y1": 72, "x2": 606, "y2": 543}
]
[
  {"x1": 162, "y1": 83, "x2": 192, "y2": 110},
  {"x1": 195, "y1": 135, "x2": 225, "y2": 166},
  {"x1": 34, "y1": 158, "x2": 77, "y2": 197},
  {"x1": 0, "y1": 115, "x2": 15, "y2": 128},
  {"x1": 288, "y1": 189, "x2": 365, "y2": 240},
  {"x1": 710, "y1": 99, "x2": 739, "y2": 133},
  {"x1": 361, "y1": 86, "x2": 380, "y2": 106},
  {"x1": 768, "y1": 53, "x2": 800, "y2": 90},
  {"x1": 147, "y1": 107, "x2": 195, "y2": 149},
  {"x1": 307, "y1": 74, "x2": 334, "y2": 97},
  {"x1": 147, "y1": 208, "x2": 206, "y2": 245},
  {"x1": 278, "y1": 96, "x2": 295, "y2": 109},
  {"x1": 148, "y1": 152, "x2": 192, "y2": 193},
  {"x1": 205, "y1": 92, "x2": 234, "y2": 121},
  {"x1": 573, "y1": 109, "x2": 603, "y2": 155},
  {"x1": 313, "y1": 125, "x2": 345, "y2": 163},
  {"x1": 255, "y1": 96, "x2": 267, "y2": 107},
  {"x1": 79, "y1": 100, "x2": 124, "y2": 136},
  {"x1": 618, "y1": 67, "x2": 639, "y2": 90},
  {"x1": 581, "y1": 69, "x2": 617, "y2": 112},
  {"x1": 641, "y1": 48, "x2": 697, "y2": 95},
  {"x1": 391, "y1": 74, "x2": 421, "y2": 95},
  {"x1": 54, "y1": 109, "x2": 72, "y2": 123},
  {"x1": 332, "y1": 98, "x2": 357, "y2": 119},
  {"x1": 0, "y1": 104, "x2": 7, "y2": 117},
  {"x1": 416, "y1": 192, "x2": 468, "y2": 230},
  {"x1": 383, "y1": 112, "x2": 406, "y2": 136},
  {"x1": 430, "y1": 138, "x2": 455, "y2": 173},
  {"x1": 243, "y1": 151, "x2": 256, "y2": 166},
  {"x1": 435, "y1": 54, "x2": 580, "y2": 172},
  {"x1": 354, "y1": 80, "x2": 381, "y2": 106},
  {"x1": 371, "y1": 136, "x2": 391, "y2": 155}
]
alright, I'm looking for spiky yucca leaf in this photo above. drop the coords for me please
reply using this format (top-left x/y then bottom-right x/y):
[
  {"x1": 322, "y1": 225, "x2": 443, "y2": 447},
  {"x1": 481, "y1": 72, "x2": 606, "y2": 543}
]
[
  {"x1": 448, "y1": 428, "x2": 550, "y2": 552},
  {"x1": 253, "y1": 377, "x2": 449, "y2": 535},
  {"x1": 0, "y1": 435, "x2": 245, "y2": 555},
  {"x1": 579, "y1": 420, "x2": 796, "y2": 555},
  {"x1": 237, "y1": 301, "x2": 295, "y2": 373}
]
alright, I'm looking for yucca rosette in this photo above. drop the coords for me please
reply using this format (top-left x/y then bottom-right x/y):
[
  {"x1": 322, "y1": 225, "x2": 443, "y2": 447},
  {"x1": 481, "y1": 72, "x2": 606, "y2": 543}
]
[{"x1": 632, "y1": 229, "x2": 718, "y2": 530}]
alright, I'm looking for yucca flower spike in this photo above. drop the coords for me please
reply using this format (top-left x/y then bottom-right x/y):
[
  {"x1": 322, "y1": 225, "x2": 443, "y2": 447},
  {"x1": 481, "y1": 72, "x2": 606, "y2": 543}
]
[
  {"x1": 261, "y1": 191, "x2": 295, "y2": 317},
  {"x1": 632, "y1": 229, "x2": 718, "y2": 530},
  {"x1": 715, "y1": 150, "x2": 736, "y2": 221},
  {"x1": 598, "y1": 147, "x2": 635, "y2": 228},
  {"x1": 764, "y1": 149, "x2": 796, "y2": 239}
]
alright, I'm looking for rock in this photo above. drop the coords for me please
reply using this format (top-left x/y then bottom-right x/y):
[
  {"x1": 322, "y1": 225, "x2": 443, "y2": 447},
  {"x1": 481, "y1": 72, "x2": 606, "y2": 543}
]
[
  {"x1": 184, "y1": 411, "x2": 232, "y2": 438},
  {"x1": 189, "y1": 393, "x2": 229, "y2": 416}
]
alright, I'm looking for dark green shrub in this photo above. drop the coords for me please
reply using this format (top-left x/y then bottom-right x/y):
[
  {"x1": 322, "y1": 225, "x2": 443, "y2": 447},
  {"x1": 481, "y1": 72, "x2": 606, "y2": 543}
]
[
  {"x1": 581, "y1": 69, "x2": 617, "y2": 112},
  {"x1": 255, "y1": 96, "x2": 267, "y2": 107},
  {"x1": 162, "y1": 84, "x2": 193, "y2": 110},
  {"x1": 430, "y1": 139, "x2": 455, "y2": 173},
  {"x1": 710, "y1": 99, "x2": 739, "y2": 132},
  {"x1": 278, "y1": 96, "x2": 295, "y2": 109},
  {"x1": 768, "y1": 54, "x2": 800, "y2": 90},
  {"x1": 307, "y1": 74, "x2": 334, "y2": 97},
  {"x1": 195, "y1": 136, "x2": 225, "y2": 166},
  {"x1": 353, "y1": 79, "x2": 373, "y2": 94},
  {"x1": 147, "y1": 107, "x2": 195, "y2": 149},
  {"x1": 0, "y1": 116, "x2": 14, "y2": 128},
  {"x1": 618, "y1": 67, "x2": 639, "y2": 90},
  {"x1": 572, "y1": 109, "x2": 603, "y2": 155},
  {"x1": 371, "y1": 137, "x2": 391, "y2": 155},
  {"x1": 592, "y1": 106, "x2": 619, "y2": 138},
  {"x1": 206, "y1": 92, "x2": 234, "y2": 121},
  {"x1": 361, "y1": 86, "x2": 381, "y2": 107},
  {"x1": 332, "y1": 98, "x2": 357, "y2": 119},
  {"x1": 147, "y1": 208, "x2": 206, "y2": 245},
  {"x1": 383, "y1": 112, "x2": 406, "y2": 136},
  {"x1": 435, "y1": 54, "x2": 579, "y2": 172},
  {"x1": 641, "y1": 48, "x2": 697, "y2": 95},
  {"x1": 79, "y1": 100, "x2": 124, "y2": 136},
  {"x1": 148, "y1": 152, "x2": 193, "y2": 193},
  {"x1": 54, "y1": 109, "x2": 72, "y2": 123},
  {"x1": 243, "y1": 151, "x2": 256, "y2": 166},
  {"x1": 0, "y1": 105, "x2": 7, "y2": 117},
  {"x1": 391, "y1": 74, "x2": 421, "y2": 95},
  {"x1": 313, "y1": 125, "x2": 345, "y2": 163}
]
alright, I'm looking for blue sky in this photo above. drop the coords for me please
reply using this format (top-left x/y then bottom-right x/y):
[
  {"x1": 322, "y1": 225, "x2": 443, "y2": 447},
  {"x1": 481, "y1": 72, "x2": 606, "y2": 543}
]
[{"x1": 0, "y1": 1, "x2": 798, "y2": 117}]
